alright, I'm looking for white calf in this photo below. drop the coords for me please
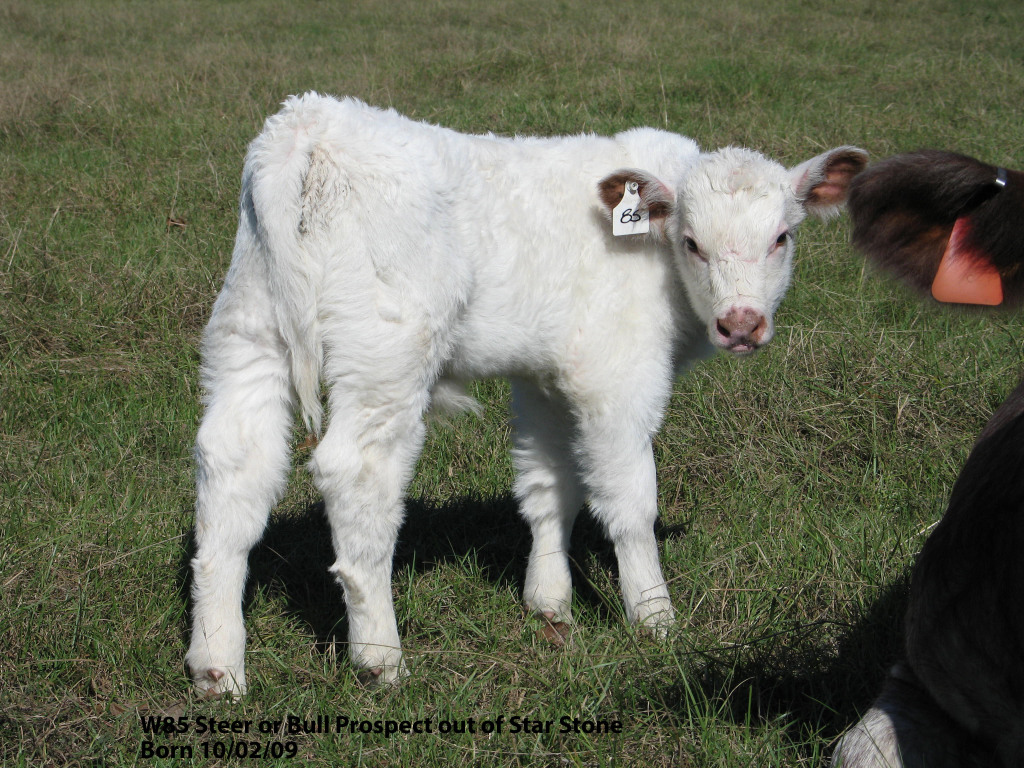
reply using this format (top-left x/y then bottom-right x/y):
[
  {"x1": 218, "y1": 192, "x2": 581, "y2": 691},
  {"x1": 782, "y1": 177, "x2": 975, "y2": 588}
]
[{"x1": 187, "y1": 92, "x2": 866, "y2": 694}]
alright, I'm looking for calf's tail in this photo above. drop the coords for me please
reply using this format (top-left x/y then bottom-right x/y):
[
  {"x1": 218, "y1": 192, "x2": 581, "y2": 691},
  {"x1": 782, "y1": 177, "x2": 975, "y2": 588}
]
[{"x1": 243, "y1": 94, "x2": 339, "y2": 435}]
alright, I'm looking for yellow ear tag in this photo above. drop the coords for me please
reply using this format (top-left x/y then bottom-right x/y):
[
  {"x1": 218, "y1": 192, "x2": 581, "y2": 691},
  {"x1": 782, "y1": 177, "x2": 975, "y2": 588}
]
[{"x1": 930, "y1": 217, "x2": 1004, "y2": 305}]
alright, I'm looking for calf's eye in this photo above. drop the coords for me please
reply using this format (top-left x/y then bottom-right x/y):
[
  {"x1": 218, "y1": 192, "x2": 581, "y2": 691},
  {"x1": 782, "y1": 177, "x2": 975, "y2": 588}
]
[
  {"x1": 683, "y1": 237, "x2": 703, "y2": 259},
  {"x1": 775, "y1": 231, "x2": 789, "y2": 248}
]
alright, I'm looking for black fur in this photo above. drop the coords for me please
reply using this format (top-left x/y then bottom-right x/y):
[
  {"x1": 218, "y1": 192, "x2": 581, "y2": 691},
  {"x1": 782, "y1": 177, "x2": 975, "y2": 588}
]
[
  {"x1": 903, "y1": 378, "x2": 1024, "y2": 766},
  {"x1": 835, "y1": 380, "x2": 1024, "y2": 767},
  {"x1": 835, "y1": 150, "x2": 1024, "y2": 767}
]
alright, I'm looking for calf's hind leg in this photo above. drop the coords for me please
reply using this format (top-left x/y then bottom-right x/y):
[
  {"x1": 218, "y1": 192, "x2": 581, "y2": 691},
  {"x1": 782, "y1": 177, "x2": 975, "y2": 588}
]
[
  {"x1": 311, "y1": 327, "x2": 437, "y2": 685},
  {"x1": 187, "y1": 284, "x2": 295, "y2": 696}
]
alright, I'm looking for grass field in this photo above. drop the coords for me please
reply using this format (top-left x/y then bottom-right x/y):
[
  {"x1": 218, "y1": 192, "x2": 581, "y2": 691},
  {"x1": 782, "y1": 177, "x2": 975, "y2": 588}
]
[{"x1": 4, "y1": 0, "x2": 1024, "y2": 765}]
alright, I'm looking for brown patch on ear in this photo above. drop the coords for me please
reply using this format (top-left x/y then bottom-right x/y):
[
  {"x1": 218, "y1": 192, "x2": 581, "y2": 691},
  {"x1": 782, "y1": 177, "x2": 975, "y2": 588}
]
[
  {"x1": 597, "y1": 169, "x2": 672, "y2": 222},
  {"x1": 598, "y1": 173, "x2": 629, "y2": 212},
  {"x1": 646, "y1": 198, "x2": 671, "y2": 220},
  {"x1": 802, "y1": 145, "x2": 868, "y2": 207},
  {"x1": 805, "y1": 151, "x2": 869, "y2": 207}
]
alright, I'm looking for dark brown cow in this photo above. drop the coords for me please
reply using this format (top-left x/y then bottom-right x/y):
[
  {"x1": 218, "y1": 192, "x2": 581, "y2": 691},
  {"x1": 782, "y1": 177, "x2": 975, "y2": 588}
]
[{"x1": 834, "y1": 151, "x2": 1024, "y2": 768}]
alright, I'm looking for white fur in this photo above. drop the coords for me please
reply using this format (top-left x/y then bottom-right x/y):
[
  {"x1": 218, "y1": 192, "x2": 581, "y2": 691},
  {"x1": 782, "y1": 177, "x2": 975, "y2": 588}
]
[{"x1": 186, "y1": 93, "x2": 866, "y2": 694}]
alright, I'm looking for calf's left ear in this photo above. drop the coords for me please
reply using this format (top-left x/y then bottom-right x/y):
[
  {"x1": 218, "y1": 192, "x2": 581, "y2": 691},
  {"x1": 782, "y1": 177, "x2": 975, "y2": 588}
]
[
  {"x1": 790, "y1": 146, "x2": 869, "y2": 219},
  {"x1": 598, "y1": 169, "x2": 674, "y2": 238}
]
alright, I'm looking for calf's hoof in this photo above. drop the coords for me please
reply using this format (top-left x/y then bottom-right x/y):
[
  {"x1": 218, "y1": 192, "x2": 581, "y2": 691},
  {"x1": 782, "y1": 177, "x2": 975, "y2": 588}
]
[
  {"x1": 634, "y1": 602, "x2": 676, "y2": 639},
  {"x1": 537, "y1": 611, "x2": 572, "y2": 646},
  {"x1": 356, "y1": 659, "x2": 408, "y2": 688},
  {"x1": 191, "y1": 665, "x2": 246, "y2": 697}
]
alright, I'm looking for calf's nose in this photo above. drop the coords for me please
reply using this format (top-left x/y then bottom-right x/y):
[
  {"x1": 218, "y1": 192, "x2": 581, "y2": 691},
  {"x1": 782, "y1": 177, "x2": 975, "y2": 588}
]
[{"x1": 715, "y1": 307, "x2": 768, "y2": 351}]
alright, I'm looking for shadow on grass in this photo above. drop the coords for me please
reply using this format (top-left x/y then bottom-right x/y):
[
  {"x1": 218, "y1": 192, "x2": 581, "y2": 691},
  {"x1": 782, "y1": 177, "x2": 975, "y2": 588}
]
[
  {"x1": 177, "y1": 492, "x2": 623, "y2": 662},
  {"x1": 176, "y1": 498, "x2": 902, "y2": 753},
  {"x1": 669, "y1": 573, "x2": 911, "y2": 756}
]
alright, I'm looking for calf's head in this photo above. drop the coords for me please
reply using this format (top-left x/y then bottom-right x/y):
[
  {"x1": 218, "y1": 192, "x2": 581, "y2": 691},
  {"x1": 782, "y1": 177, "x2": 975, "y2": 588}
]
[{"x1": 600, "y1": 146, "x2": 868, "y2": 354}]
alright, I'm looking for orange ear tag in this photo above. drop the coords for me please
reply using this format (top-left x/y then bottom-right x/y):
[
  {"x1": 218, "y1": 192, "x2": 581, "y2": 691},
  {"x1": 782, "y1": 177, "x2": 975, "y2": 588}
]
[{"x1": 930, "y1": 217, "x2": 1004, "y2": 305}]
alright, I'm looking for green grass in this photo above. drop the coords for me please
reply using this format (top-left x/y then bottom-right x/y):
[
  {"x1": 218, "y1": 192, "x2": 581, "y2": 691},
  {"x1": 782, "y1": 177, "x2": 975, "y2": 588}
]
[{"x1": 4, "y1": 0, "x2": 1024, "y2": 765}]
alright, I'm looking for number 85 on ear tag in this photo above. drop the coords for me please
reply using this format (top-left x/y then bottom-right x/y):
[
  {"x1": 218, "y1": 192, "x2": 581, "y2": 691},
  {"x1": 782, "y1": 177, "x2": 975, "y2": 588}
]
[{"x1": 612, "y1": 181, "x2": 650, "y2": 237}]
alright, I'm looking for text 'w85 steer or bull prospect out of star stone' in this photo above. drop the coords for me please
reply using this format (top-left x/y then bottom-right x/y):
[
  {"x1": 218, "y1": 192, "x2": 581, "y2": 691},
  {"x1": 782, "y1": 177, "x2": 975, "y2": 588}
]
[{"x1": 186, "y1": 92, "x2": 867, "y2": 695}]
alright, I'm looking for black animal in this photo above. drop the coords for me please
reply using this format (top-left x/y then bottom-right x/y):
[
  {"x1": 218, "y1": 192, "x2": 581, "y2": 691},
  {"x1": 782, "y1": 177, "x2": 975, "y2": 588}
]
[{"x1": 833, "y1": 151, "x2": 1024, "y2": 768}]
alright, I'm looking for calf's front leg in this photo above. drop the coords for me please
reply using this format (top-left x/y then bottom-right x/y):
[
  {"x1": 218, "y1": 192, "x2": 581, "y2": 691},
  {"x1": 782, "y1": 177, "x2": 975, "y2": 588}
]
[{"x1": 576, "y1": 414, "x2": 674, "y2": 630}]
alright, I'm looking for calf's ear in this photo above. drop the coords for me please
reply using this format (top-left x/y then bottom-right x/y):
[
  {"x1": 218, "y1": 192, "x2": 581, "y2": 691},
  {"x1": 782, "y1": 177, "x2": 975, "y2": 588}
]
[
  {"x1": 790, "y1": 146, "x2": 869, "y2": 219},
  {"x1": 597, "y1": 169, "x2": 674, "y2": 238}
]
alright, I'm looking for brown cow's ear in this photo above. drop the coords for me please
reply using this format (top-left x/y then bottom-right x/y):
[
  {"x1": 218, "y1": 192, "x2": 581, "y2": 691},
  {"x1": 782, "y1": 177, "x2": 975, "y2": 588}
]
[
  {"x1": 598, "y1": 169, "x2": 674, "y2": 238},
  {"x1": 847, "y1": 151, "x2": 1024, "y2": 305},
  {"x1": 790, "y1": 146, "x2": 869, "y2": 219}
]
